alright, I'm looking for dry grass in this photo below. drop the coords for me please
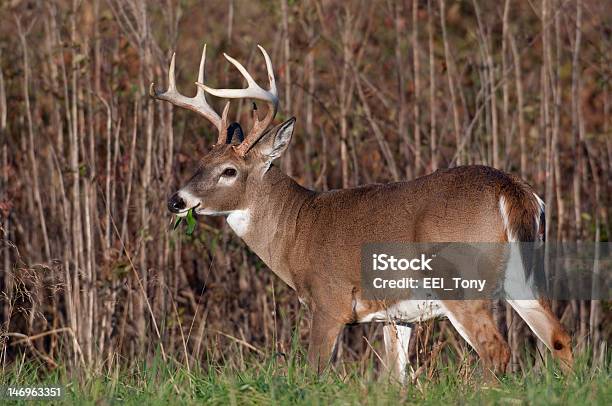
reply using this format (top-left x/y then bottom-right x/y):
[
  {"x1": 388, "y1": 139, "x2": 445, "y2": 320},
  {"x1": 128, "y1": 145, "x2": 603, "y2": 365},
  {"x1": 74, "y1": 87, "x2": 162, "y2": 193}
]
[{"x1": 0, "y1": 0, "x2": 609, "y2": 381}]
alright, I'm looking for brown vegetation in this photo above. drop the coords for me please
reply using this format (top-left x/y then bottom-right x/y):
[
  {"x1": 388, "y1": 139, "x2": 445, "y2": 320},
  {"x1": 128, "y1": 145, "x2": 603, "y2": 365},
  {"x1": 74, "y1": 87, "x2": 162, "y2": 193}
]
[{"x1": 0, "y1": 0, "x2": 609, "y2": 375}]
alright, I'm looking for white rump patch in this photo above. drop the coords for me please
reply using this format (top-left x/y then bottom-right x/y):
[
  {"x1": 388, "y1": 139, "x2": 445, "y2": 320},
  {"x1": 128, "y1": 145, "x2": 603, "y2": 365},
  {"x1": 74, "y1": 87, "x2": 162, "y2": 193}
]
[
  {"x1": 533, "y1": 193, "x2": 545, "y2": 236},
  {"x1": 533, "y1": 193, "x2": 545, "y2": 211},
  {"x1": 498, "y1": 195, "x2": 515, "y2": 241},
  {"x1": 500, "y1": 193, "x2": 545, "y2": 243},
  {"x1": 499, "y1": 193, "x2": 540, "y2": 300},
  {"x1": 226, "y1": 210, "x2": 251, "y2": 237}
]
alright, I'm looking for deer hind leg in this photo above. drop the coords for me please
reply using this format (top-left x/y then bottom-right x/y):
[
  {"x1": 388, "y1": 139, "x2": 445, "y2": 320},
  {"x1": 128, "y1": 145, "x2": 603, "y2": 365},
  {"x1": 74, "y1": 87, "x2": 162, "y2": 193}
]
[
  {"x1": 504, "y1": 240, "x2": 573, "y2": 371},
  {"x1": 442, "y1": 300, "x2": 510, "y2": 377},
  {"x1": 383, "y1": 323, "x2": 412, "y2": 383},
  {"x1": 507, "y1": 299, "x2": 573, "y2": 372}
]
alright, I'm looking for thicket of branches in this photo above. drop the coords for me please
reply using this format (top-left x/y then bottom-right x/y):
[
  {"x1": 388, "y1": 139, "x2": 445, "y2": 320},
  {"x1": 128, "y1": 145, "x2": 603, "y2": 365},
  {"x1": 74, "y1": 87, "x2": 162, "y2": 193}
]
[{"x1": 0, "y1": 0, "x2": 609, "y2": 375}]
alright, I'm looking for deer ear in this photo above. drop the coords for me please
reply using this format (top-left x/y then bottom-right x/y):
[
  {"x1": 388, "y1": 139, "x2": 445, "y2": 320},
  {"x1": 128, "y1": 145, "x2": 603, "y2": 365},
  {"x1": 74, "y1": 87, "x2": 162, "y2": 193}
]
[{"x1": 252, "y1": 117, "x2": 295, "y2": 164}]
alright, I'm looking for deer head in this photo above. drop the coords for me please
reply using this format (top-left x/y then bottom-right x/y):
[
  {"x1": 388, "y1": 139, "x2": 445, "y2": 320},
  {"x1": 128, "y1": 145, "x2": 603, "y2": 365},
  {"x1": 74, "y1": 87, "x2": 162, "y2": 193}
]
[{"x1": 150, "y1": 44, "x2": 295, "y2": 218}]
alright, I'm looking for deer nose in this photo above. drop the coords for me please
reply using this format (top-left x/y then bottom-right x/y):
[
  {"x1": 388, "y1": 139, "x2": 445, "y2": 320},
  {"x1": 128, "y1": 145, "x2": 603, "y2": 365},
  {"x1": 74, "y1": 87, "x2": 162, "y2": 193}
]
[{"x1": 168, "y1": 193, "x2": 186, "y2": 213}]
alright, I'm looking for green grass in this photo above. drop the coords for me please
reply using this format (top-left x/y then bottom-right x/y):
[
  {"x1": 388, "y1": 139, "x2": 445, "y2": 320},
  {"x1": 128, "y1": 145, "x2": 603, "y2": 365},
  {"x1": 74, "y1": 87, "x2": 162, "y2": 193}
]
[{"x1": 1, "y1": 350, "x2": 609, "y2": 405}]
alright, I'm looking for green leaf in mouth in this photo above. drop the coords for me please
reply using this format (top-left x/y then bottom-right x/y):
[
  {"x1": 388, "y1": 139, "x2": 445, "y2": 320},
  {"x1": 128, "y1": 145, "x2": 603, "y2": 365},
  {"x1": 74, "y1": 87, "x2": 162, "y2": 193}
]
[
  {"x1": 173, "y1": 216, "x2": 183, "y2": 230},
  {"x1": 186, "y1": 207, "x2": 197, "y2": 235},
  {"x1": 173, "y1": 206, "x2": 198, "y2": 235}
]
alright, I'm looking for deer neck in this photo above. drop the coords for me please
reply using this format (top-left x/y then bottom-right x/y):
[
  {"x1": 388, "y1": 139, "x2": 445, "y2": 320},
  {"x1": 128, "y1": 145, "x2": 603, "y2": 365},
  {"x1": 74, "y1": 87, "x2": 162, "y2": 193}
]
[{"x1": 228, "y1": 165, "x2": 315, "y2": 289}]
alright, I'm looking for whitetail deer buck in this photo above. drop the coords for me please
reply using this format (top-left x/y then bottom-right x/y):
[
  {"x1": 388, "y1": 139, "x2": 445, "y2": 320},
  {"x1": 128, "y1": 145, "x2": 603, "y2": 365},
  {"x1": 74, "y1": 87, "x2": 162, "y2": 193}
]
[{"x1": 151, "y1": 44, "x2": 573, "y2": 382}]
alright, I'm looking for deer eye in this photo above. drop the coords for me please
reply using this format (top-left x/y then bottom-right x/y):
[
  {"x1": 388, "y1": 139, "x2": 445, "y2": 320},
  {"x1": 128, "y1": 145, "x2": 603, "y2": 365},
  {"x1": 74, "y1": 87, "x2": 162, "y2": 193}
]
[{"x1": 222, "y1": 168, "x2": 237, "y2": 177}]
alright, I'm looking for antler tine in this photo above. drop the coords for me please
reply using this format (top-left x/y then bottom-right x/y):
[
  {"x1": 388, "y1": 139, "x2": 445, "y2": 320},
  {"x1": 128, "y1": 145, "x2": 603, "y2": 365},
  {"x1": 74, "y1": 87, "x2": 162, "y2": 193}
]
[
  {"x1": 257, "y1": 45, "x2": 277, "y2": 97},
  {"x1": 196, "y1": 45, "x2": 279, "y2": 156},
  {"x1": 150, "y1": 44, "x2": 229, "y2": 143}
]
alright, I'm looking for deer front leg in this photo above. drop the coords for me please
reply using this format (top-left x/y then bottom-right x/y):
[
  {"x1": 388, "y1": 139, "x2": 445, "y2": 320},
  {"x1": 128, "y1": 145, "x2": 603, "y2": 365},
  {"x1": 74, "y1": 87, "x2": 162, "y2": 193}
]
[
  {"x1": 307, "y1": 310, "x2": 343, "y2": 374},
  {"x1": 383, "y1": 323, "x2": 412, "y2": 383}
]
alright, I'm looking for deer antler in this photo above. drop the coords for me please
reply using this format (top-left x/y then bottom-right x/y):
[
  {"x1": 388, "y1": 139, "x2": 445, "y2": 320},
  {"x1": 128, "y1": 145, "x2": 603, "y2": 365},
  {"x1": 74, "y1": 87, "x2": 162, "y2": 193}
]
[
  {"x1": 150, "y1": 44, "x2": 231, "y2": 144},
  {"x1": 196, "y1": 45, "x2": 279, "y2": 157}
]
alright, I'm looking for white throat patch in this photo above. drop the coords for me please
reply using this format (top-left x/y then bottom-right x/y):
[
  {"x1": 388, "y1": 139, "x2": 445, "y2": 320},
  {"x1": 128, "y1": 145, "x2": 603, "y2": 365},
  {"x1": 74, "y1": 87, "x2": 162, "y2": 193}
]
[{"x1": 226, "y1": 210, "x2": 251, "y2": 237}]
